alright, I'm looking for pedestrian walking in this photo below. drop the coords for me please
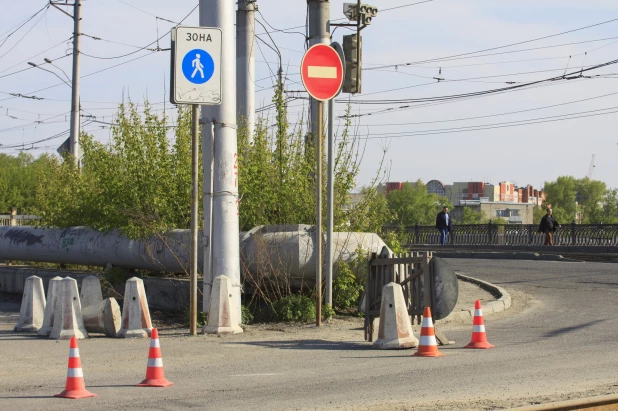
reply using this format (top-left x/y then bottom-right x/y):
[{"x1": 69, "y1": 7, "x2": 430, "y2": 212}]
[
  {"x1": 538, "y1": 208, "x2": 560, "y2": 246},
  {"x1": 435, "y1": 206, "x2": 453, "y2": 245}
]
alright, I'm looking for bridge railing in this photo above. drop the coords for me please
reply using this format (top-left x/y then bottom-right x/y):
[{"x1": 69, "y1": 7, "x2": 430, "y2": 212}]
[
  {"x1": 382, "y1": 222, "x2": 618, "y2": 246},
  {"x1": 0, "y1": 208, "x2": 41, "y2": 227}
]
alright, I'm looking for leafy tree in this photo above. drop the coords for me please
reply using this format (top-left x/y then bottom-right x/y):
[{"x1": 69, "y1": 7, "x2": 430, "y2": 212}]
[
  {"x1": 601, "y1": 189, "x2": 618, "y2": 224},
  {"x1": 386, "y1": 180, "x2": 452, "y2": 226},
  {"x1": 31, "y1": 91, "x2": 385, "y2": 239},
  {"x1": 34, "y1": 102, "x2": 198, "y2": 238},
  {"x1": 237, "y1": 86, "x2": 386, "y2": 233},
  {"x1": 0, "y1": 152, "x2": 54, "y2": 212},
  {"x1": 576, "y1": 177, "x2": 606, "y2": 224},
  {"x1": 543, "y1": 176, "x2": 610, "y2": 224},
  {"x1": 533, "y1": 206, "x2": 546, "y2": 225},
  {"x1": 543, "y1": 176, "x2": 578, "y2": 223},
  {"x1": 457, "y1": 207, "x2": 488, "y2": 224}
]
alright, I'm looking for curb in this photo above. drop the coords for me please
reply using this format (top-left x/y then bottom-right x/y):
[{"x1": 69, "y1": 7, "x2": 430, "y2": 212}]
[
  {"x1": 430, "y1": 251, "x2": 587, "y2": 263},
  {"x1": 506, "y1": 393, "x2": 618, "y2": 410},
  {"x1": 437, "y1": 273, "x2": 512, "y2": 324}
]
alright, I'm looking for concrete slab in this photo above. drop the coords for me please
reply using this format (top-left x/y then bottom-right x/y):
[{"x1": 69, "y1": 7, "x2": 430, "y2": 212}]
[{"x1": 83, "y1": 297, "x2": 121, "y2": 337}]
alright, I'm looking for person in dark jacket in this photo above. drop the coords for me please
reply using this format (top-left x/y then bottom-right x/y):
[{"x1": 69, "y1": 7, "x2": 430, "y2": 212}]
[
  {"x1": 538, "y1": 208, "x2": 560, "y2": 246},
  {"x1": 435, "y1": 206, "x2": 453, "y2": 245}
]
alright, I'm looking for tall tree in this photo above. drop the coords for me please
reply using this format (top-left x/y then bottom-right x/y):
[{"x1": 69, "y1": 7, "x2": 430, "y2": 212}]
[
  {"x1": 576, "y1": 178, "x2": 606, "y2": 224},
  {"x1": 543, "y1": 176, "x2": 579, "y2": 223},
  {"x1": 601, "y1": 189, "x2": 618, "y2": 224},
  {"x1": 386, "y1": 181, "x2": 452, "y2": 226}
]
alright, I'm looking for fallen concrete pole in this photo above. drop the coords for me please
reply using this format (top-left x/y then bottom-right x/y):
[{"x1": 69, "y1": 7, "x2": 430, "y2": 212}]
[
  {"x1": 0, "y1": 227, "x2": 194, "y2": 273},
  {"x1": 0, "y1": 225, "x2": 390, "y2": 278}
]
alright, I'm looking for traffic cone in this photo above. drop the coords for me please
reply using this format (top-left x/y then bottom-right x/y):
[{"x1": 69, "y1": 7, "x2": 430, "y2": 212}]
[
  {"x1": 465, "y1": 300, "x2": 495, "y2": 349},
  {"x1": 137, "y1": 328, "x2": 173, "y2": 387},
  {"x1": 54, "y1": 337, "x2": 97, "y2": 399},
  {"x1": 413, "y1": 306, "x2": 444, "y2": 357}
]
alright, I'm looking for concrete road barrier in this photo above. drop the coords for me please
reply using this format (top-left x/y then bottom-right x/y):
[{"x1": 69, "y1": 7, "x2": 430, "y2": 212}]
[
  {"x1": 13, "y1": 275, "x2": 46, "y2": 332},
  {"x1": 37, "y1": 276, "x2": 63, "y2": 337},
  {"x1": 49, "y1": 277, "x2": 89, "y2": 340},
  {"x1": 117, "y1": 277, "x2": 153, "y2": 338}
]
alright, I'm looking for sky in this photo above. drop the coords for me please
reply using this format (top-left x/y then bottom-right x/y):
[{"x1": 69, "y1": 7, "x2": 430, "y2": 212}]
[{"x1": 1, "y1": 0, "x2": 618, "y2": 191}]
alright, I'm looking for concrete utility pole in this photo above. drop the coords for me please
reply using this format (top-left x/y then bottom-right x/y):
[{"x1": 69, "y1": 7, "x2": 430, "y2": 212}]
[
  {"x1": 307, "y1": 0, "x2": 330, "y2": 138},
  {"x1": 199, "y1": 0, "x2": 242, "y2": 327},
  {"x1": 69, "y1": 0, "x2": 82, "y2": 165},
  {"x1": 236, "y1": 0, "x2": 256, "y2": 143}
]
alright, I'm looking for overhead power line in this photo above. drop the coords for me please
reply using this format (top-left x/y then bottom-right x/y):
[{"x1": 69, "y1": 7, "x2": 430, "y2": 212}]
[
  {"x1": 0, "y1": 6, "x2": 50, "y2": 60},
  {"x1": 0, "y1": 4, "x2": 199, "y2": 103},
  {"x1": 381, "y1": 0, "x2": 436, "y2": 12},
  {"x1": 350, "y1": 90, "x2": 618, "y2": 128},
  {"x1": 0, "y1": 4, "x2": 49, "y2": 45},
  {"x1": 348, "y1": 106, "x2": 618, "y2": 141},
  {"x1": 343, "y1": 57, "x2": 618, "y2": 105},
  {"x1": 367, "y1": 19, "x2": 618, "y2": 71}
]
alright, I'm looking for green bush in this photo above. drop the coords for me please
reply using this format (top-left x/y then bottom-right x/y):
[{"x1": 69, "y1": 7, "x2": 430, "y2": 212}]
[
  {"x1": 183, "y1": 308, "x2": 207, "y2": 328},
  {"x1": 321, "y1": 303, "x2": 335, "y2": 320},
  {"x1": 242, "y1": 305, "x2": 254, "y2": 325},
  {"x1": 333, "y1": 262, "x2": 363, "y2": 311},
  {"x1": 271, "y1": 294, "x2": 316, "y2": 323}
]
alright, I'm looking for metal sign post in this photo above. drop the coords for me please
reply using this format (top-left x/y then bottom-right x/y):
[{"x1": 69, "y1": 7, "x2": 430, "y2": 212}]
[
  {"x1": 171, "y1": 26, "x2": 222, "y2": 336},
  {"x1": 300, "y1": 44, "x2": 343, "y2": 326}
]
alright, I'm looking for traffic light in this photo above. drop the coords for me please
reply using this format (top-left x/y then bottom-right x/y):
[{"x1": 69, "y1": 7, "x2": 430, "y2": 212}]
[
  {"x1": 342, "y1": 34, "x2": 361, "y2": 94},
  {"x1": 359, "y1": 5, "x2": 378, "y2": 25},
  {"x1": 343, "y1": 3, "x2": 378, "y2": 24}
]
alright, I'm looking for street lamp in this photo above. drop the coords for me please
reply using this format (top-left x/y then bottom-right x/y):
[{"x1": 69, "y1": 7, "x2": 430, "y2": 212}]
[
  {"x1": 27, "y1": 61, "x2": 71, "y2": 88},
  {"x1": 43, "y1": 57, "x2": 72, "y2": 84}
]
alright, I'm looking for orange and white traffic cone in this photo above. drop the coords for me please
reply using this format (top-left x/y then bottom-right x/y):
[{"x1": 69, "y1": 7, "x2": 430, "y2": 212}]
[
  {"x1": 465, "y1": 300, "x2": 494, "y2": 349},
  {"x1": 137, "y1": 328, "x2": 173, "y2": 387},
  {"x1": 413, "y1": 306, "x2": 444, "y2": 357},
  {"x1": 54, "y1": 337, "x2": 97, "y2": 399}
]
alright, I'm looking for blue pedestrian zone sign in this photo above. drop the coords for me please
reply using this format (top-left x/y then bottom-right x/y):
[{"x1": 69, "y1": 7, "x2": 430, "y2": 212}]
[
  {"x1": 171, "y1": 26, "x2": 222, "y2": 105},
  {"x1": 182, "y1": 49, "x2": 215, "y2": 84}
]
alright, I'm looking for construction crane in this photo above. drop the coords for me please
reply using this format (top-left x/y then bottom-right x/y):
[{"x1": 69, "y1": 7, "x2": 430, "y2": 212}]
[{"x1": 587, "y1": 154, "x2": 596, "y2": 178}]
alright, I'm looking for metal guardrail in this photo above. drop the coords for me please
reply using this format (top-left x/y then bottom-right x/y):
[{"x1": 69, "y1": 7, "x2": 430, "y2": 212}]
[{"x1": 383, "y1": 222, "x2": 618, "y2": 246}]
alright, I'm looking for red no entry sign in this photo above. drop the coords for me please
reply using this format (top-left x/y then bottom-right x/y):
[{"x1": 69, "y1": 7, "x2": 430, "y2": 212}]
[{"x1": 300, "y1": 44, "x2": 344, "y2": 101}]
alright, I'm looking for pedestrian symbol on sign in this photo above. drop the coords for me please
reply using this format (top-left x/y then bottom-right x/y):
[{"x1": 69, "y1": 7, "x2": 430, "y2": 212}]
[
  {"x1": 192, "y1": 54, "x2": 204, "y2": 79},
  {"x1": 182, "y1": 49, "x2": 214, "y2": 84}
]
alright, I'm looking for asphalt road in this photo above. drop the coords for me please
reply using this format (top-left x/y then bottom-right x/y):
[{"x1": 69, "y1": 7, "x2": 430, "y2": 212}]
[{"x1": 0, "y1": 259, "x2": 617, "y2": 410}]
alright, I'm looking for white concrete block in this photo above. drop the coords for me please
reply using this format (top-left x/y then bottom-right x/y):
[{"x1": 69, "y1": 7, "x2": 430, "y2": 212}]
[
  {"x1": 49, "y1": 277, "x2": 89, "y2": 340},
  {"x1": 80, "y1": 275, "x2": 103, "y2": 308},
  {"x1": 83, "y1": 297, "x2": 121, "y2": 337},
  {"x1": 202, "y1": 275, "x2": 243, "y2": 335},
  {"x1": 373, "y1": 282, "x2": 419, "y2": 349},
  {"x1": 37, "y1": 276, "x2": 63, "y2": 336},
  {"x1": 117, "y1": 277, "x2": 153, "y2": 338},
  {"x1": 14, "y1": 275, "x2": 46, "y2": 332}
]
